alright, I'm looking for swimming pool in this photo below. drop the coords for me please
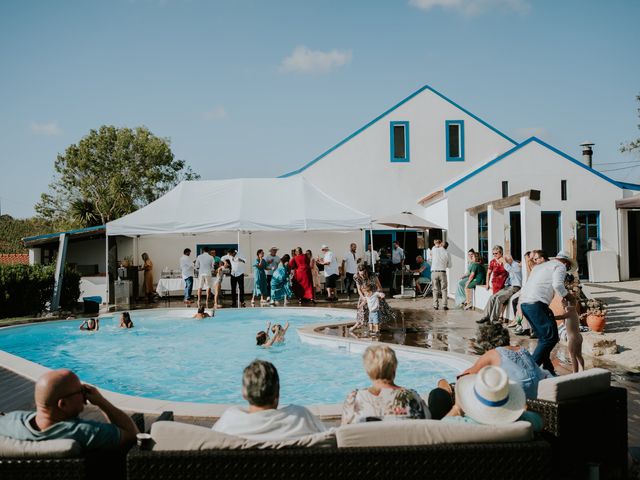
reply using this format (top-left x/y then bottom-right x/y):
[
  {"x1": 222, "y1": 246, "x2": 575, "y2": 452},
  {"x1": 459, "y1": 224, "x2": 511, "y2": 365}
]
[{"x1": 0, "y1": 308, "x2": 466, "y2": 406}]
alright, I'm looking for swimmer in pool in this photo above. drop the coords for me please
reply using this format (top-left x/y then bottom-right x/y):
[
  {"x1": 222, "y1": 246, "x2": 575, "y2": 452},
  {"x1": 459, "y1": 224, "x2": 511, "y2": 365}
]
[
  {"x1": 193, "y1": 306, "x2": 210, "y2": 319},
  {"x1": 119, "y1": 312, "x2": 134, "y2": 329},
  {"x1": 256, "y1": 321, "x2": 290, "y2": 347},
  {"x1": 79, "y1": 318, "x2": 99, "y2": 331}
]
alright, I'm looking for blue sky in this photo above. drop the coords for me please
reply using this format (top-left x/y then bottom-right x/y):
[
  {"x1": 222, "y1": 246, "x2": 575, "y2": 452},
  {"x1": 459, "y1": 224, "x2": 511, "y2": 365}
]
[{"x1": 1, "y1": 0, "x2": 639, "y2": 218}]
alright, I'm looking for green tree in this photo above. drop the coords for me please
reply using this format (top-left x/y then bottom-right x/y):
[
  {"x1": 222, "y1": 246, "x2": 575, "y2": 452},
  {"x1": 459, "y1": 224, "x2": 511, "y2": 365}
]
[
  {"x1": 621, "y1": 93, "x2": 640, "y2": 154},
  {"x1": 0, "y1": 215, "x2": 55, "y2": 253},
  {"x1": 35, "y1": 125, "x2": 199, "y2": 227}
]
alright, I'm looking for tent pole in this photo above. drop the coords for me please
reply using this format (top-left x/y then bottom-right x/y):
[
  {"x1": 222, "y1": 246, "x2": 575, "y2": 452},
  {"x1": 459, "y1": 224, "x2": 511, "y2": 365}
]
[{"x1": 237, "y1": 230, "x2": 241, "y2": 308}]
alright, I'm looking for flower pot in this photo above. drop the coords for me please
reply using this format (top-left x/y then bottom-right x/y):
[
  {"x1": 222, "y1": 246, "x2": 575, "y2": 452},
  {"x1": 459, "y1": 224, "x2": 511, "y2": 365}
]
[{"x1": 586, "y1": 314, "x2": 606, "y2": 332}]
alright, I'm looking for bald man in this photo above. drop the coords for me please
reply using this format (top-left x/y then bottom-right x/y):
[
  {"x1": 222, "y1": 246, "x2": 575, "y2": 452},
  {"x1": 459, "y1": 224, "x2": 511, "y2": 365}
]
[{"x1": 0, "y1": 369, "x2": 137, "y2": 449}]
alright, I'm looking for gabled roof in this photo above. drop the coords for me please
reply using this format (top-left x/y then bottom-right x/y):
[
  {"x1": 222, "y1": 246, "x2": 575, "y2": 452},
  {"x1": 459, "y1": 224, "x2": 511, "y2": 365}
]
[
  {"x1": 443, "y1": 137, "x2": 640, "y2": 193},
  {"x1": 279, "y1": 84, "x2": 518, "y2": 178}
]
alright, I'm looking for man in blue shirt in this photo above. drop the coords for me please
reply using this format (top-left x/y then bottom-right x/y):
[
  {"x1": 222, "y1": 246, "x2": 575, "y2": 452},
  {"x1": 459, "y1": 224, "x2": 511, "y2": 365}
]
[{"x1": 0, "y1": 369, "x2": 137, "y2": 449}]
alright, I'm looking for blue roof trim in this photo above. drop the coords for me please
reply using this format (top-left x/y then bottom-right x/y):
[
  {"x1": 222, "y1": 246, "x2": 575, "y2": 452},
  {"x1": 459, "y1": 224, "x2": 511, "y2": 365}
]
[
  {"x1": 22, "y1": 225, "x2": 106, "y2": 243},
  {"x1": 279, "y1": 84, "x2": 517, "y2": 178},
  {"x1": 444, "y1": 137, "x2": 640, "y2": 193}
]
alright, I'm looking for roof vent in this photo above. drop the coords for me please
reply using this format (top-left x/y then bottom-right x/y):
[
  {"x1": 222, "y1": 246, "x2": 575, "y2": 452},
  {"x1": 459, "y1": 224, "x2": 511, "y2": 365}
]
[{"x1": 580, "y1": 142, "x2": 595, "y2": 168}]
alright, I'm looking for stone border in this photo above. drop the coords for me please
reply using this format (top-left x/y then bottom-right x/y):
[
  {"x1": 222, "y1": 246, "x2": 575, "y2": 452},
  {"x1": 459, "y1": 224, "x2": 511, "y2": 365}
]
[{"x1": 0, "y1": 307, "x2": 474, "y2": 419}]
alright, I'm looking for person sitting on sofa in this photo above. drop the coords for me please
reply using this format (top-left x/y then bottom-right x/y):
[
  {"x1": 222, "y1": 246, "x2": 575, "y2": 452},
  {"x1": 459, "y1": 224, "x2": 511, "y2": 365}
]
[
  {"x1": 0, "y1": 369, "x2": 138, "y2": 449},
  {"x1": 212, "y1": 360, "x2": 326, "y2": 441},
  {"x1": 442, "y1": 365, "x2": 543, "y2": 431},
  {"x1": 341, "y1": 345, "x2": 430, "y2": 424}
]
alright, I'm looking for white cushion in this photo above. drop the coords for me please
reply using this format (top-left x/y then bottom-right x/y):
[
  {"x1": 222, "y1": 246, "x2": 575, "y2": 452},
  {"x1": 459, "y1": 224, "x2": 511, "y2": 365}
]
[
  {"x1": 335, "y1": 419, "x2": 532, "y2": 447},
  {"x1": 537, "y1": 368, "x2": 610, "y2": 402},
  {"x1": 149, "y1": 421, "x2": 336, "y2": 451},
  {"x1": 0, "y1": 435, "x2": 81, "y2": 458}
]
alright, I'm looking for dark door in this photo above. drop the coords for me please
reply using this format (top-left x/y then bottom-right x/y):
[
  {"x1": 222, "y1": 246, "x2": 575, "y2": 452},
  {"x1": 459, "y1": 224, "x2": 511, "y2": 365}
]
[
  {"x1": 629, "y1": 211, "x2": 640, "y2": 278},
  {"x1": 510, "y1": 211, "x2": 522, "y2": 260},
  {"x1": 576, "y1": 211, "x2": 600, "y2": 279},
  {"x1": 541, "y1": 212, "x2": 561, "y2": 258}
]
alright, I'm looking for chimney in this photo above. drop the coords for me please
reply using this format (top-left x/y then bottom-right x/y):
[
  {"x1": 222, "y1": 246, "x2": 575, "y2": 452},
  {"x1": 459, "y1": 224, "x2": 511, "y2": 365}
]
[{"x1": 580, "y1": 142, "x2": 594, "y2": 168}]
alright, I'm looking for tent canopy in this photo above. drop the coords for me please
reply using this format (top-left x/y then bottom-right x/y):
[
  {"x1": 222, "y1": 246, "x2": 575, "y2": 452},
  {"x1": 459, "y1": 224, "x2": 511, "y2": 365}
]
[{"x1": 106, "y1": 177, "x2": 372, "y2": 236}]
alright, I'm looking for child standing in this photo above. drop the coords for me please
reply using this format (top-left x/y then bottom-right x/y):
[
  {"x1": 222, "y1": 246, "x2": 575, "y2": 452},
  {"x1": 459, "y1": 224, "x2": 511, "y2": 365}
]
[{"x1": 363, "y1": 285, "x2": 384, "y2": 336}]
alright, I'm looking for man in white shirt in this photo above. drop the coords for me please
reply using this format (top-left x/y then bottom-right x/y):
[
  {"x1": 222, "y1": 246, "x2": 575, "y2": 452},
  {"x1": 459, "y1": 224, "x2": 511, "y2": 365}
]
[
  {"x1": 213, "y1": 360, "x2": 326, "y2": 441},
  {"x1": 228, "y1": 249, "x2": 247, "y2": 308},
  {"x1": 519, "y1": 250, "x2": 576, "y2": 375},
  {"x1": 341, "y1": 243, "x2": 360, "y2": 300},
  {"x1": 317, "y1": 245, "x2": 339, "y2": 301},
  {"x1": 391, "y1": 241, "x2": 405, "y2": 270},
  {"x1": 195, "y1": 247, "x2": 215, "y2": 308},
  {"x1": 179, "y1": 248, "x2": 194, "y2": 305},
  {"x1": 363, "y1": 243, "x2": 379, "y2": 271},
  {"x1": 430, "y1": 239, "x2": 451, "y2": 310},
  {"x1": 264, "y1": 247, "x2": 280, "y2": 299}
]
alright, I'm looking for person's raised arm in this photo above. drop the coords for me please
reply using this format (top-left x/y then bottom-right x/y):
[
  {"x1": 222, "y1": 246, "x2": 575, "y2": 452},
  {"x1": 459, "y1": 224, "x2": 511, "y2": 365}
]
[
  {"x1": 82, "y1": 384, "x2": 138, "y2": 447},
  {"x1": 458, "y1": 350, "x2": 499, "y2": 377}
]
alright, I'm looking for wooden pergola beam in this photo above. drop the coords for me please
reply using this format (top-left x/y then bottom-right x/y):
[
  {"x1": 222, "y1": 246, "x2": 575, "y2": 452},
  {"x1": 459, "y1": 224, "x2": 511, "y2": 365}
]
[{"x1": 466, "y1": 190, "x2": 541, "y2": 215}]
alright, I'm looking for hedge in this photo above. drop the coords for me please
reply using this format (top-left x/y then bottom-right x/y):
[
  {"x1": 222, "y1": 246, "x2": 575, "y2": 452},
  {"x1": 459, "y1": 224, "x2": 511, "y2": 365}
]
[{"x1": 0, "y1": 264, "x2": 81, "y2": 318}]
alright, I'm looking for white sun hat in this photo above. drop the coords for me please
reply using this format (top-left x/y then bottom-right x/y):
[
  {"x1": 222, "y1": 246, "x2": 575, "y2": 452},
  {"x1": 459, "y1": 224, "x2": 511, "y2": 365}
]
[
  {"x1": 555, "y1": 250, "x2": 578, "y2": 272},
  {"x1": 455, "y1": 365, "x2": 526, "y2": 425}
]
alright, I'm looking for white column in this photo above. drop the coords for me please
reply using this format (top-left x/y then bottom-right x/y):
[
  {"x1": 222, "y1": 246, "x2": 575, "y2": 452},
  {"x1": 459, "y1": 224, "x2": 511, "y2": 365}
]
[
  {"x1": 618, "y1": 209, "x2": 629, "y2": 281},
  {"x1": 51, "y1": 233, "x2": 69, "y2": 311},
  {"x1": 464, "y1": 211, "x2": 478, "y2": 270},
  {"x1": 487, "y1": 204, "x2": 505, "y2": 252},
  {"x1": 520, "y1": 196, "x2": 542, "y2": 283}
]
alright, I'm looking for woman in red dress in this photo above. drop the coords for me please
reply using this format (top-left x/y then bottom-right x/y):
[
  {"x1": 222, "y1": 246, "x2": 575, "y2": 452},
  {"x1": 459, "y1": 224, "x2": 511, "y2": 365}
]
[
  {"x1": 289, "y1": 247, "x2": 314, "y2": 303},
  {"x1": 486, "y1": 245, "x2": 509, "y2": 294}
]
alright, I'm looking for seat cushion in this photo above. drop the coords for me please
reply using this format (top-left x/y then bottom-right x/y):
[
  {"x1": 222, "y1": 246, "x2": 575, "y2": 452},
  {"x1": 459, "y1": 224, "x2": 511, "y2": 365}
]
[
  {"x1": 537, "y1": 368, "x2": 610, "y2": 402},
  {"x1": 335, "y1": 419, "x2": 532, "y2": 447},
  {"x1": 0, "y1": 435, "x2": 82, "y2": 458},
  {"x1": 149, "y1": 421, "x2": 336, "y2": 450}
]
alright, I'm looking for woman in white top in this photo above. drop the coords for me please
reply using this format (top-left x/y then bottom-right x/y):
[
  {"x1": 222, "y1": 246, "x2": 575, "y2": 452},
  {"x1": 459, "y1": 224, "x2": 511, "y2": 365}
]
[
  {"x1": 212, "y1": 260, "x2": 230, "y2": 309},
  {"x1": 341, "y1": 345, "x2": 430, "y2": 424}
]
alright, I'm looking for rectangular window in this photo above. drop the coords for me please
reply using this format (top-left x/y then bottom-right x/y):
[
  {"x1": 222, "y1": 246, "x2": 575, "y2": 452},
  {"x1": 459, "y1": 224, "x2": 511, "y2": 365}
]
[
  {"x1": 561, "y1": 180, "x2": 567, "y2": 201},
  {"x1": 389, "y1": 121, "x2": 410, "y2": 162},
  {"x1": 445, "y1": 120, "x2": 465, "y2": 161},
  {"x1": 478, "y1": 211, "x2": 488, "y2": 264},
  {"x1": 502, "y1": 181, "x2": 509, "y2": 198}
]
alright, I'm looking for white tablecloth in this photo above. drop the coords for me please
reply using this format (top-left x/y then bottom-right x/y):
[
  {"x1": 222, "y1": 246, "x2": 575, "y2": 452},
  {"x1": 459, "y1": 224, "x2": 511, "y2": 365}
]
[{"x1": 156, "y1": 276, "x2": 255, "y2": 296}]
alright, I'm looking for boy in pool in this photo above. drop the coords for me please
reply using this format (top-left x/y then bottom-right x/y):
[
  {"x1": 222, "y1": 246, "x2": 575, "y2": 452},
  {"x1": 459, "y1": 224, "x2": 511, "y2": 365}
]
[
  {"x1": 79, "y1": 318, "x2": 99, "y2": 331},
  {"x1": 256, "y1": 321, "x2": 290, "y2": 347},
  {"x1": 193, "y1": 306, "x2": 210, "y2": 319}
]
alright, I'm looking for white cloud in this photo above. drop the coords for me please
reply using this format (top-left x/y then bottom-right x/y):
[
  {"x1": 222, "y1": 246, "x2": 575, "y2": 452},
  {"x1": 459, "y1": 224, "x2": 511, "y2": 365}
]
[
  {"x1": 280, "y1": 46, "x2": 352, "y2": 74},
  {"x1": 30, "y1": 122, "x2": 63, "y2": 136},
  {"x1": 202, "y1": 106, "x2": 228, "y2": 121},
  {"x1": 409, "y1": 0, "x2": 531, "y2": 16}
]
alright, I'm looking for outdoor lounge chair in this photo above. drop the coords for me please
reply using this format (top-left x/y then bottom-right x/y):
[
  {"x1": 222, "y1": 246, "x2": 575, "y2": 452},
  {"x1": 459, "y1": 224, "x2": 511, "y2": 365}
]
[{"x1": 526, "y1": 369, "x2": 627, "y2": 480}]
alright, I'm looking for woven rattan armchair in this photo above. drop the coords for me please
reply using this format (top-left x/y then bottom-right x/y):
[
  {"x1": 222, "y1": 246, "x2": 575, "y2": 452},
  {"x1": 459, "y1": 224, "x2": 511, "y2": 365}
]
[{"x1": 527, "y1": 386, "x2": 627, "y2": 480}]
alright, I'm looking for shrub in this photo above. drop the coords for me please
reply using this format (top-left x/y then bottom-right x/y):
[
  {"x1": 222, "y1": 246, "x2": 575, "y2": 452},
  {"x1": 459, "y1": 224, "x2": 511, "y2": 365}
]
[{"x1": 0, "y1": 264, "x2": 81, "y2": 318}]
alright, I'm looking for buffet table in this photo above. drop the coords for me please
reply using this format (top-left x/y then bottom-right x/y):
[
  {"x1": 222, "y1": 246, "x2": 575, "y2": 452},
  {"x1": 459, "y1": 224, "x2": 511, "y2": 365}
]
[{"x1": 156, "y1": 276, "x2": 255, "y2": 304}]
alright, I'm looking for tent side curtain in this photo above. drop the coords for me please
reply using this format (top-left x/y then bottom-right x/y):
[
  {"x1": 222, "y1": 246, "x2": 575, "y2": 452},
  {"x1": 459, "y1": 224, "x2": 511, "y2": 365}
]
[{"x1": 106, "y1": 177, "x2": 372, "y2": 236}]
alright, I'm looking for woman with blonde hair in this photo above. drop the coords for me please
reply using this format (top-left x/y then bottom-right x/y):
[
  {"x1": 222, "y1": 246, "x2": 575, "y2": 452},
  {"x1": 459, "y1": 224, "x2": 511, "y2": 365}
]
[
  {"x1": 140, "y1": 252, "x2": 154, "y2": 304},
  {"x1": 341, "y1": 345, "x2": 429, "y2": 424}
]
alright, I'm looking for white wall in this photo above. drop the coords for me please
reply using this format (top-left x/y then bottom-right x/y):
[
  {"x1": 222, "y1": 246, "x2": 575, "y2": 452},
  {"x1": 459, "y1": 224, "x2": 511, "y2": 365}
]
[
  {"x1": 442, "y1": 140, "x2": 625, "y2": 286},
  {"x1": 295, "y1": 87, "x2": 515, "y2": 218}
]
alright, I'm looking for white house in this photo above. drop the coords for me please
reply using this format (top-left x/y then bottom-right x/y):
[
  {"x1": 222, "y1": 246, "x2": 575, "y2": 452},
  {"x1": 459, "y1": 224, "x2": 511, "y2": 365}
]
[
  {"x1": 282, "y1": 84, "x2": 640, "y2": 283},
  {"x1": 418, "y1": 137, "x2": 640, "y2": 287}
]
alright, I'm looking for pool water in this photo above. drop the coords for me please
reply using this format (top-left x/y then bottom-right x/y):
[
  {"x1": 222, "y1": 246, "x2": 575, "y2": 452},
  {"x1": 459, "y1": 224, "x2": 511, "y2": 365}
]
[{"x1": 0, "y1": 308, "x2": 461, "y2": 405}]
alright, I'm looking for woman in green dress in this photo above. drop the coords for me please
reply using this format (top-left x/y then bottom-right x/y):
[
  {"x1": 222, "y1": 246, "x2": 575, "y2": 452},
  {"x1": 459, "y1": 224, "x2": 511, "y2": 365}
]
[
  {"x1": 455, "y1": 249, "x2": 476, "y2": 306},
  {"x1": 464, "y1": 252, "x2": 486, "y2": 310},
  {"x1": 270, "y1": 255, "x2": 292, "y2": 305},
  {"x1": 251, "y1": 249, "x2": 268, "y2": 306}
]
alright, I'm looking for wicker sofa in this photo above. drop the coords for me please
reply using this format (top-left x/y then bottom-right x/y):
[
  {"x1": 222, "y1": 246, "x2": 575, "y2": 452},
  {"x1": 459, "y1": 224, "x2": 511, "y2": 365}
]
[{"x1": 126, "y1": 418, "x2": 552, "y2": 480}]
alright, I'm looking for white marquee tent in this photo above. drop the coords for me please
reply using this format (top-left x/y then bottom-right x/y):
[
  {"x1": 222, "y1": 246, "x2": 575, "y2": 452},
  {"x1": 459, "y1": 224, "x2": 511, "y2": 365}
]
[{"x1": 106, "y1": 177, "x2": 372, "y2": 236}]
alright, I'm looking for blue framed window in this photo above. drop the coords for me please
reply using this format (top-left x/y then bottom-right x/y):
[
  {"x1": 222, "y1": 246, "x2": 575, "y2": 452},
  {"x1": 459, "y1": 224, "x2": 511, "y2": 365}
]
[
  {"x1": 478, "y1": 211, "x2": 488, "y2": 264},
  {"x1": 389, "y1": 121, "x2": 410, "y2": 162},
  {"x1": 446, "y1": 120, "x2": 465, "y2": 161}
]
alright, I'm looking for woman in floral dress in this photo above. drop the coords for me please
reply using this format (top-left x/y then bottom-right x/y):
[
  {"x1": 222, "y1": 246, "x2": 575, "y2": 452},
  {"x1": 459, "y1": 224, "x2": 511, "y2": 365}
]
[
  {"x1": 270, "y1": 255, "x2": 292, "y2": 305},
  {"x1": 306, "y1": 250, "x2": 322, "y2": 298},
  {"x1": 341, "y1": 345, "x2": 430, "y2": 424},
  {"x1": 353, "y1": 263, "x2": 395, "y2": 329}
]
